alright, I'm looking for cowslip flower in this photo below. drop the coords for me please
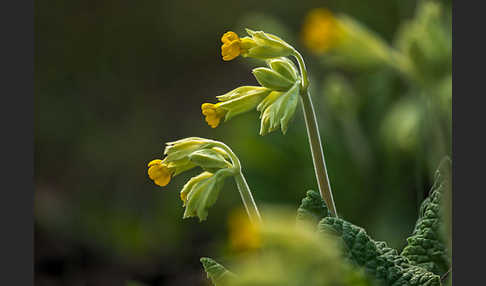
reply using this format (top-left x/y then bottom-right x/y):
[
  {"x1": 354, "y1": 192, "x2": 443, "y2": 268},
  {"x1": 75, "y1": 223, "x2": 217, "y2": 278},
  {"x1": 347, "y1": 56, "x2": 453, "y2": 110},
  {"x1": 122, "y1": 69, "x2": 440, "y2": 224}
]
[
  {"x1": 147, "y1": 159, "x2": 172, "y2": 187},
  {"x1": 301, "y1": 8, "x2": 343, "y2": 54},
  {"x1": 147, "y1": 137, "x2": 252, "y2": 221},
  {"x1": 147, "y1": 137, "x2": 226, "y2": 189},
  {"x1": 201, "y1": 103, "x2": 227, "y2": 128},
  {"x1": 201, "y1": 86, "x2": 272, "y2": 128},
  {"x1": 221, "y1": 29, "x2": 294, "y2": 61},
  {"x1": 228, "y1": 208, "x2": 261, "y2": 252},
  {"x1": 301, "y1": 8, "x2": 395, "y2": 69},
  {"x1": 202, "y1": 57, "x2": 301, "y2": 135}
]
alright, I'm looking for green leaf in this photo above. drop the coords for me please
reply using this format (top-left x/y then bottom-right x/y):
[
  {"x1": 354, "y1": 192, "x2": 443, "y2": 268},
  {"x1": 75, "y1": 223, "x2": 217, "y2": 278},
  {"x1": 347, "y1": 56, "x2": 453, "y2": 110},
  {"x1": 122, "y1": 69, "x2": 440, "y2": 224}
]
[
  {"x1": 401, "y1": 168, "x2": 450, "y2": 276},
  {"x1": 318, "y1": 217, "x2": 442, "y2": 286},
  {"x1": 200, "y1": 257, "x2": 236, "y2": 286},
  {"x1": 296, "y1": 190, "x2": 329, "y2": 226}
]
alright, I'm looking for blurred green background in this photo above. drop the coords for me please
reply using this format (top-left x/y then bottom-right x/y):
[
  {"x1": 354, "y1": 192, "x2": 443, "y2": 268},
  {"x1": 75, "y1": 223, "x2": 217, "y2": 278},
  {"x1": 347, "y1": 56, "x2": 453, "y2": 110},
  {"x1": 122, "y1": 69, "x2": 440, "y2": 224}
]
[{"x1": 35, "y1": 0, "x2": 451, "y2": 285}]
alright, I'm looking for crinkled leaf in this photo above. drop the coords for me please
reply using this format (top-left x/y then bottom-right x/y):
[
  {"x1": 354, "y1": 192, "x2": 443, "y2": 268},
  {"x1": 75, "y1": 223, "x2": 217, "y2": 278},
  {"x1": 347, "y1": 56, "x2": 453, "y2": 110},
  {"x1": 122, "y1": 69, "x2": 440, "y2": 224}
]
[
  {"x1": 318, "y1": 217, "x2": 442, "y2": 286},
  {"x1": 401, "y1": 166, "x2": 450, "y2": 276},
  {"x1": 200, "y1": 257, "x2": 236, "y2": 286},
  {"x1": 296, "y1": 190, "x2": 329, "y2": 226}
]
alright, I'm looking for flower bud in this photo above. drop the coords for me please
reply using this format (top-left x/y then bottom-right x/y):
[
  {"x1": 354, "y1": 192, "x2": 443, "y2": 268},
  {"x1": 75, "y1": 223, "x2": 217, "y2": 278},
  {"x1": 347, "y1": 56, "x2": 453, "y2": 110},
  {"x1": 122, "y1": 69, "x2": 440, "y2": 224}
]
[
  {"x1": 202, "y1": 86, "x2": 272, "y2": 128},
  {"x1": 266, "y1": 57, "x2": 299, "y2": 82},
  {"x1": 182, "y1": 169, "x2": 233, "y2": 221},
  {"x1": 243, "y1": 29, "x2": 295, "y2": 59},
  {"x1": 220, "y1": 29, "x2": 295, "y2": 61},
  {"x1": 188, "y1": 148, "x2": 232, "y2": 171},
  {"x1": 259, "y1": 81, "x2": 300, "y2": 135},
  {"x1": 252, "y1": 67, "x2": 295, "y2": 91}
]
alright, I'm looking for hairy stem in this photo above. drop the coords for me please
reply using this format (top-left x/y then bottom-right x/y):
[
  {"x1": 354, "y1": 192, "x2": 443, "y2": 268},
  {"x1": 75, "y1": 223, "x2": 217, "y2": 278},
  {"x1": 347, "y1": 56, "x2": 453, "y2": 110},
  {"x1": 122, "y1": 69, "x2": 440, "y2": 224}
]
[{"x1": 293, "y1": 51, "x2": 338, "y2": 217}]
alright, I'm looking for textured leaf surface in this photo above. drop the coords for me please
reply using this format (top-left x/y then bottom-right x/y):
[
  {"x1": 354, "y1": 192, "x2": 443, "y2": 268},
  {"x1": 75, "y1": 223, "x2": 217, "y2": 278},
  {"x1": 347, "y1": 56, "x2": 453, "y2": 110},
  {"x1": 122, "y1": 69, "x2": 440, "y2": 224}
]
[
  {"x1": 318, "y1": 217, "x2": 442, "y2": 286},
  {"x1": 296, "y1": 190, "x2": 329, "y2": 226},
  {"x1": 200, "y1": 257, "x2": 236, "y2": 286},
  {"x1": 401, "y1": 170, "x2": 450, "y2": 276}
]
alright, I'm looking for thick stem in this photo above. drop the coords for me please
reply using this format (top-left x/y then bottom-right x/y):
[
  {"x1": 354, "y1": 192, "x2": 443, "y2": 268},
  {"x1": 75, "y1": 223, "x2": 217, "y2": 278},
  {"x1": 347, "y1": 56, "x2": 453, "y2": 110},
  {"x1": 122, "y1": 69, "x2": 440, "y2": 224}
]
[
  {"x1": 293, "y1": 51, "x2": 338, "y2": 217},
  {"x1": 300, "y1": 91, "x2": 338, "y2": 217},
  {"x1": 234, "y1": 172, "x2": 263, "y2": 224}
]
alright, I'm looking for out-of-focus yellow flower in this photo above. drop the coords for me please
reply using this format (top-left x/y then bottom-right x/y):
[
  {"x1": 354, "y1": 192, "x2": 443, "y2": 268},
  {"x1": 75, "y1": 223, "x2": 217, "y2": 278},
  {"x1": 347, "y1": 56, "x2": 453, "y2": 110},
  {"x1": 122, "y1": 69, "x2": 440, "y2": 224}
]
[
  {"x1": 147, "y1": 159, "x2": 172, "y2": 187},
  {"x1": 301, "y1": 8, "x2": 395, "y2": 69},
  {"x1": 228, "y1": 208, "x2": 261, "y2": 252},
  {"x1": 301, "y1": 8, "x2": 342, "y2": 54},
  {"x1": 201, "y1": 103, "x2": 227, "y2": 128}
]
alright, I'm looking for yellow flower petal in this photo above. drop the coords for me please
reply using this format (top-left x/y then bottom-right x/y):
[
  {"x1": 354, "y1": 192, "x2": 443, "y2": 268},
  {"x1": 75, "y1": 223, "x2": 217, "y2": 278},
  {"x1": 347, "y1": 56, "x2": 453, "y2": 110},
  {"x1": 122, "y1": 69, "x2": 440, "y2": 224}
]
[
  {"x1": 221, "y1": 31, "x2": 239, "y2": 44},
  {"x1": 201, "y1": 103, "x2": 226, "y2": 128},
  {"x1": 221, "y1": 31, "x2": 242, "y2": 61},
  {"x1": 228, "y1": 208, "x2": 261, "y2": 252},
  {"x1": 147, "y1": 160, "x2": 172, "y2": 187},
  {"x1": 222, "y1": 41, "x2": 241, "y2": 61}
]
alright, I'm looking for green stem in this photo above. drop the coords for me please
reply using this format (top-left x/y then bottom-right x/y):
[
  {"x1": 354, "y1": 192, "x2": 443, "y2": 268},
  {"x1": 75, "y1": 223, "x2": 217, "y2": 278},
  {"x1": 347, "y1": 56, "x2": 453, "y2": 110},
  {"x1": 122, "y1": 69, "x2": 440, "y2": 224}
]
[
  {"x1": 209, "y1": 140, "x2": 262, "y2": 224},
  {"x1": 293, "y1": 51, "x2": 338, "y2": 218},
  {"x1": 234, "y1": 172, "x2": 263, "y2": 224}
]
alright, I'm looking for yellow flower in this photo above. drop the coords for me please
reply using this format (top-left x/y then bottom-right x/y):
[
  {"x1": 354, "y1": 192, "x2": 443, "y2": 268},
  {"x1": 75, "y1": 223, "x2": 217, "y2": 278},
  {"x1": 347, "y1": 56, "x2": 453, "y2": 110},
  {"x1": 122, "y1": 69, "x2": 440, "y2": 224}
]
[
  {"x1": 228, "y1": 208, "x2": 261, "y2": 252},
  {"x1": 301, "y1": 8, "x2": 342, "y2": 54},
  {"x1": 201, "y1": 103, "x2": 227, "y2": 128},
  {"x1": 221, "y1": 31, "x2": 242, "y2": 61},
  {"x1": 147, "y1": 159, "x2": 172, "y2": 187}
]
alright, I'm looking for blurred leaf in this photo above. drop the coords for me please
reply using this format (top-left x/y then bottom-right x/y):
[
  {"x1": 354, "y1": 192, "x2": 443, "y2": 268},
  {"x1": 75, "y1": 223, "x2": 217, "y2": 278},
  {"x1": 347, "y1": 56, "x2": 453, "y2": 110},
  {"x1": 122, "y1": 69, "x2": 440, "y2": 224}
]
[{"x1": 201, "y1": 257, "x2": 236, "y2": 286}]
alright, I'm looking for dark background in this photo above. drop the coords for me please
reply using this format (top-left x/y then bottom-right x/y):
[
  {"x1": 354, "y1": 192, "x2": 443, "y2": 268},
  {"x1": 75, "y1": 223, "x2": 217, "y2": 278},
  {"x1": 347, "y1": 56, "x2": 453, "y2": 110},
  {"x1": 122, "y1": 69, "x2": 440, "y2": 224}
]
[{"x1": 35, "y1": 0, "x2": 451, "y2": 285}]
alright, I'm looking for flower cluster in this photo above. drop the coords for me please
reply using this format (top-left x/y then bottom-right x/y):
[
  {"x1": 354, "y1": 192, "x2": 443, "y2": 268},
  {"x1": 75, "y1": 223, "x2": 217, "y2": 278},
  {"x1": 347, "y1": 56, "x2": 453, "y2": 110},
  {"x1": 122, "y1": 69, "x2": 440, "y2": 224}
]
[
  {"x1": 203, "y1": 30, "x2": 303, "y2": 135},
  {"x1": 147, "y1": 137, "x2": 237, "y2": 221}
]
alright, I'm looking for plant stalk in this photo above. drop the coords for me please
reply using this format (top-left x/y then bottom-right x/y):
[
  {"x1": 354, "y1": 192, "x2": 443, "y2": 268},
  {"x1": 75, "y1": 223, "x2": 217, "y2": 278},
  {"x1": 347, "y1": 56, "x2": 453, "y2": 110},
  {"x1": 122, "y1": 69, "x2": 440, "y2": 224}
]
[
  {"x1": 293, "y1": 51, "x2": 338, "y2": 217},
  {"x1": 210, "y1": 140, "x2": 262, "y2": 224},
  {"x1": 234, "y1": 172, "x2": 263, "y2": 224},
  {"x1": 299, "y1": 91, "x2": 338, "y2": 217}
]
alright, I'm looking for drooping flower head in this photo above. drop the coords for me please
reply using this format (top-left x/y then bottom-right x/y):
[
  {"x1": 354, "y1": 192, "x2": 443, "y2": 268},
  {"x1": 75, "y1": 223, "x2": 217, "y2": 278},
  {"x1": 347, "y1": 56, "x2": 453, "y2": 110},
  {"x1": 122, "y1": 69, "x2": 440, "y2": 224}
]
[{"x1": 147, "y1": 137, "x2": 241, "y2": 221}]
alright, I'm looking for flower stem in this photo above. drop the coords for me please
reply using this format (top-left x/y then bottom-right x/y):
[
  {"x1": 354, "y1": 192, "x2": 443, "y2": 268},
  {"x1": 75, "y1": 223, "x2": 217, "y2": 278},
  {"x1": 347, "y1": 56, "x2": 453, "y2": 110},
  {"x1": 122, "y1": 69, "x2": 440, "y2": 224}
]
[
  {"x1": 209, "y1": 140, "x2": 262, "y2": 224},
  {"x1": 293, "y1": 51, "x2": 338, "y2": 218},
  {"x1": 234, "y1": 172, "x2": 262, "y2": 224}
]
